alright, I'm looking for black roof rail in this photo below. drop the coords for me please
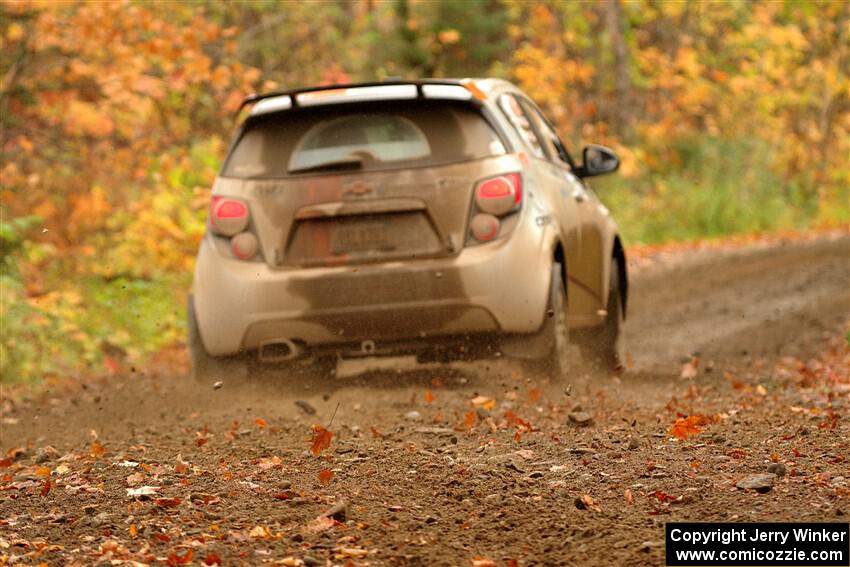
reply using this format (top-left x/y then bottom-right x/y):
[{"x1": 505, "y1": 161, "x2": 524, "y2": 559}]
[{"x1": 237, "y1": 79, "x2": 469, "y2": 114}]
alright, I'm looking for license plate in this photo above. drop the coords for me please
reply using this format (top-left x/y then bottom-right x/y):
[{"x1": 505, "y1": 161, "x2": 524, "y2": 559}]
[{"x1": 331, "y1": 221, "x2": 391, "y2": 254}]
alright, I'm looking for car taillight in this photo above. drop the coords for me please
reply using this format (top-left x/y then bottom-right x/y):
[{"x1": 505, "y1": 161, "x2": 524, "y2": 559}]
[
  {"x1": 475, "y1": 173, "x2": 521, "y2": 216},
  {"x1": 210, "y1": 198, "x2": 249, "y2": 237},
  {"x1": 470, "y1": 213, "x2": 500, "y2": 242},
  {"x1": 231, "y1": 232, "x2": 258, "y2": 260},
  {"x1": 469, "y1": 173, "x2": 522, "y2": 243},
  {"x1": 208, "y1": 196, "x2": 260, "y2": 261}
]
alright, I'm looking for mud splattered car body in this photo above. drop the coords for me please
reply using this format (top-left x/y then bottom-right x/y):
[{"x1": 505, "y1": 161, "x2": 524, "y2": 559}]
[{"x1": 189, "y1": 79, "x2": 627, "y2": 381}]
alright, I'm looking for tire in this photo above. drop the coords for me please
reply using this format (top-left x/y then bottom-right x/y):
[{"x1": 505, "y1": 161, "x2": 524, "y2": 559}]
[
  {"x1": 522, "y1": 263, "x2": 570, "y2": 380},
  {"x1": 187, "y1": 295, "x2": 247, "y2": 386},
  {"x1": 578, "y1": 258, "x2": 625, "y2": 372}
]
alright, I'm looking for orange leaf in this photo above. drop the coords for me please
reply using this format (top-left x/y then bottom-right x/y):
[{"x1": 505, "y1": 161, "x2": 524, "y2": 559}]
[
  {"x1": 35, "y1": 466, "x2": 51, "y2": 478},
  {"x1": 423, "y1": 390, "x2": 436, "y2": 404},
  {"x1": 255, "y1": 418, "x2": 267, "y2": 429},
  {"x1": 90, "y1": 441, "x2": 106, "y2": 459},
  {"x1": 504, "y1": 410, "x2": 533, "y2": 431},
  {"x1": 459, "y1": 410, "x2": 477, "y2": 431},
  {"x1": 203, "y1": 553, "x2": 222, "y2": 566},
  {"x1": 166, "y1": 548, "x2": 192, "y2": 566},
  {"x1": 577, "y1": 494, "x2": 600, "y2": 511},
  {"x1": 40, "y1": 478, "x2": 51, "y2": 497},
  {"x1": 155, "y1": 497, "x2": 182, "y2": 508},
  {"x1": 311, "y1": 425, "x2": 333, "y2": 456},
  {"x1": 653, "y1": 490, "x2": 680, "y2": 503},
  {"x1": 129, "y1": 524, "x2": 138, "y2": 538},
  {"x1": 669, "y1": 415, "x2": 706, "y2": 440},
  {"x1": 470, "y1": 396, "x2": 496, "y2": 410},
  {"x1": 318, "y1": 468, "x2": 334, "y2": 485}
]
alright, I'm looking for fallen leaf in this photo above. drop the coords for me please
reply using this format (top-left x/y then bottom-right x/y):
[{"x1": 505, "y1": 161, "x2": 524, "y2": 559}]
[
  {"x1": 575, "y1": 494, "x2": 600, "y2": 511},
  {"x1": 34, "y1": 466, "x2": 51, "y2": 478},
  {"x1": 40, "y1": 478, "x2": 51, "y2": 497},
  {"x1": 310, "y1": 425, "x2": 333, "y2": 457},
  {"x1": 505, "y1": 410, "x2": 533, "y2": 431},
  {"x1": 128, "y1": 524, "x2": 138, "y2": 538},
  {"x1": 471, "y1": 396, "x2": 496, "y2": 410},
  {"x1": 202, "y1": 553, "x2": 222, "y2": 566},
  {"x1": 306, "y1": 515, "x2": 335, "y2": 533},
  {"x1": 248, "y1": 525, "x2": 272, "y2": 539},
  {"x1": 255, "y1": 418, "x2": 267, "y2": 428},
  {"x1": 336, "y1": 546, "x2": 368, "y2": 558},
  {"x1": 258, "y1": 456, "x2": 282, "y2": 470},
  {"x1": 652, "y1": 490, "x2": 681, "y2": 503},
  {"x1": 459, "y1": 411, "x2": 477, "y2": 431},
  {"x1": 670, "y1": 415, "x2": 706, "y2": 440},
  {"x1": 126, "y1": 472, "x2": 145, "y2": 486},
  {"x1": 527, "y1": 387, "x2": 542, "y2": 402},
  {"x1": 155, "y1": 497, "x2": 182, "y2": 508},
  {"x1": 89, "y1": 442, "x2": 106, "y2": 459},
  {"x1": 126, "y1": 485, "x2": 159, "y2": 497},
  {"x1": 423, "y1": 390, "x2": 436, "y2": 404},
  {"x1": 318, "y1": 468, "x2": 334, "y2": 485},
  {"x1": 166, "y1": 548, "x2": 192, "y2": 566}
]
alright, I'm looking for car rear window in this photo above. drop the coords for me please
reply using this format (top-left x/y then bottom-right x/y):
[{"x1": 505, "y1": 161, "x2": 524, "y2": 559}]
[{"x1": 222, "y1": 100, "x2": 506, "y2": 178}]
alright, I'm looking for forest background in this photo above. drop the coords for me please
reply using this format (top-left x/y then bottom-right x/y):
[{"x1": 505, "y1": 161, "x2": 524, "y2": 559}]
[{"x1": 1, "y1": 0, "x2": 847, "y2": 383}]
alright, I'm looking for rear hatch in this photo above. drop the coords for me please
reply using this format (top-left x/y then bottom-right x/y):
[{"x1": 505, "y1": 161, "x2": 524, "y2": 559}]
[{"x1": 220, "y1": 98, "x2": 509, "y2": 267}]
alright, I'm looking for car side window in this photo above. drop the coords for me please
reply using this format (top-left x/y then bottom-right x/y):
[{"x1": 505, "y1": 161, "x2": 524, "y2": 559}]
[
  {"x1": 520, "y1": 99, "x2": 576, "y2": 170},
  {"x1": 498, "y1": 94, "x2": 546, "y2": 160}
]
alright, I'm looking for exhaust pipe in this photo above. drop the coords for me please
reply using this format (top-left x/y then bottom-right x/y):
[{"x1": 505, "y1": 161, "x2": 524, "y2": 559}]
[{"x1": 258, "y1": 338, "x2": 301, "y2": 362}]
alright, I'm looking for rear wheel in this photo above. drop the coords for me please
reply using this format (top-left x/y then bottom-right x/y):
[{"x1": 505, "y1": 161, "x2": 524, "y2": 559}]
[
  {"x1": 577, "y1": 258, "x2": 625, "y2": 372},
  {"x1": 187, "y1": 296, "x2": 248, "y2": 386},
  {"x1": 522, "y1": 263, "x2": 570, "y2": 380}
]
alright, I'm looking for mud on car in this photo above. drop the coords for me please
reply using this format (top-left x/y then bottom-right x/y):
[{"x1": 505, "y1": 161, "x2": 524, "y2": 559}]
[{"x1": 188, "y1": 79, "x2": 627, "y2": 383}]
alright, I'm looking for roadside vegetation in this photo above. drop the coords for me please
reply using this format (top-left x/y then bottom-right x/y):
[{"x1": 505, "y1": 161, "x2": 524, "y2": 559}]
[{"x1": 1, "y1": 0, "x2": 847, "y2": 382}]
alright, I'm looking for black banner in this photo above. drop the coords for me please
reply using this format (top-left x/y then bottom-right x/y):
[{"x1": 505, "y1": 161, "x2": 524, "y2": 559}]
[{"x1": 666, "y1": 523, "x2": 849, "y2": 566}]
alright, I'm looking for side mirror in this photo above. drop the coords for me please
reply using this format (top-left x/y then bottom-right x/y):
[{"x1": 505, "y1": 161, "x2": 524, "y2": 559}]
[{"x1": 578, "y1": 144, "x2": 619, "y2": 177}]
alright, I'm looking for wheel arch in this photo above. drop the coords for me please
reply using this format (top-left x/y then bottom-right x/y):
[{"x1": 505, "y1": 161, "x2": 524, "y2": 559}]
[{"x1": 612, "y1": 235, "x2": 628, "y2": 318}]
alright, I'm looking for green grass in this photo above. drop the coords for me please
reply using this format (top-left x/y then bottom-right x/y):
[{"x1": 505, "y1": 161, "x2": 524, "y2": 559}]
[
  {"x1": 1, "y1": 274, "x2": 189, "y2": 383},
  {"x1": 593, "y1": 137, "x2": 847, "y2": 245}
]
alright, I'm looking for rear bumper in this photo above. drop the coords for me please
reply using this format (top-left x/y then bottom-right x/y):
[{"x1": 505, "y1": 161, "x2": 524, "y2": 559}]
[{"x1": 192, "y1": 221, "x2": 551, "y2": 357}]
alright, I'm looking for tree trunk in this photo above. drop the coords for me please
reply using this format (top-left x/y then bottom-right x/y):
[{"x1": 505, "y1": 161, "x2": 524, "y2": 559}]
[{"x1": 603, "y1": 0, "x2": 631, "y2": 138}]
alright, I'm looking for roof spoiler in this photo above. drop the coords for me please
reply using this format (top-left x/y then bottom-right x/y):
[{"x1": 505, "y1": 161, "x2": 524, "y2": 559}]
[{"x1": 236, "y1": 79, "x2": 484, "y2": 115}]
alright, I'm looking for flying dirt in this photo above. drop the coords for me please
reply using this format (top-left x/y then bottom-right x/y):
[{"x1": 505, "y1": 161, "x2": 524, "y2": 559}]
[{"x1": 1, "y1": 233, "x2": 848, "y2": 566}]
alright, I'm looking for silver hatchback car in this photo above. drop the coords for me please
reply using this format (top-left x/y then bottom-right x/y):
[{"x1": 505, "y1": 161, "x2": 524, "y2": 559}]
[{"x1": 188, "y1": 79, "x2": 627, "y2": 383}]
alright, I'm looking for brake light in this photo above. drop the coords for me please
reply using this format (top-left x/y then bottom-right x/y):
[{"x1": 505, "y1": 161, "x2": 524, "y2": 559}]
[
  {"x1": 468, "y1": 173, "x2": 521, "y2": 245},
  {"x1": 210, "y1": 197, "x2": 249, "y2": 236},
  {"x1": 475, "y1": 173, "x2": 521, "y2": 216}
]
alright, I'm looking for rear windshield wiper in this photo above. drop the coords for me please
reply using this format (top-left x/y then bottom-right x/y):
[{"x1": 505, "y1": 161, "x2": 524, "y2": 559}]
[{"x1": 288, "y1": 158, "x2": 363, "y2": 175}]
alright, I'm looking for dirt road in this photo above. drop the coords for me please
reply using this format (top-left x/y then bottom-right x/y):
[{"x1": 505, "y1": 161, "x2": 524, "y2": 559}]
[{"x1": 1, "y1": 234, "x2": 848, "y2": 566}]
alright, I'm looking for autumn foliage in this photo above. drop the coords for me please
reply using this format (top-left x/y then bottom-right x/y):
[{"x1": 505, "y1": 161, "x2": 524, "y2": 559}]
[{"x1": 1, "y1": 0, "x2": 847, "y2": 382}]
